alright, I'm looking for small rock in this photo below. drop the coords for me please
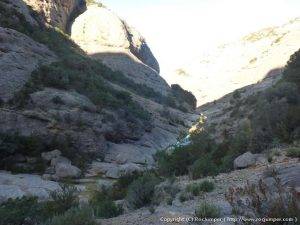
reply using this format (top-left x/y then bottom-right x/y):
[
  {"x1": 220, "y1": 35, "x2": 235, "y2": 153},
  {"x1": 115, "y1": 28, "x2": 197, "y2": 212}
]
[
  {"x1": 51, "y1": 156, "x2": 71, "y2": 167},
  {"x1": 234, "y1": 152, "x2": 256, "y2": 169},
  {"x1": 41, "y1": 150, "x2": 62, "y2": 161},
  {"x1": 55, "y1": 163, "x2": 81, "y2": 178}
]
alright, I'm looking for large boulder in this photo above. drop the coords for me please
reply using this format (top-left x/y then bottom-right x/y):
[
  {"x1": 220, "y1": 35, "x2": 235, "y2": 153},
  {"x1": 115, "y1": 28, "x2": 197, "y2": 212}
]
[
  {"x1": 234, "y1": 152, "x2": 256, "y2": 169},
  {"x1": 0, "y1": 171, "x2": 61, "y2": 203},
  {"x1": 54, "y1": 162, "x2": 81, "y2": 178},
  {"x1": 0, "y1": 27, "x2": 56, "y2": 102}
]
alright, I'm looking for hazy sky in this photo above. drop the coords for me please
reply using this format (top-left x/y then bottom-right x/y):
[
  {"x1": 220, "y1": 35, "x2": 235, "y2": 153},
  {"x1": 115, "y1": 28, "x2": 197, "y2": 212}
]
[{"x1": 101, "y1": 0, "x2": 300, "y2": 83}]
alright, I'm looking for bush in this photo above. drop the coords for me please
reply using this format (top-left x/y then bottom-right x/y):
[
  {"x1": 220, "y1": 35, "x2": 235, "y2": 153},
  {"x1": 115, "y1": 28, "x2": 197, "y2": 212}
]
[
  {"x1": 189, "y1": 156, "x2": 218, "y2": 180},
  {"x1": 43, "y1": 185, "x2": 79, "y2": 217},
  {"x1": 195, "y1": 202, "x2": 220, "y2": 218},
  {"x1": 89, "y1": 189, "x2": 122, "y2": 219},
  {"x1": 43, "y1": 207, "x2": 97, "y2": 225},
  {"x1": 110, "y1": 172, "x2": 141, "y2": 200},
  {"x1": 126, "y1": 173, "x2": 160, "y2": 209},
  {"x1": 186, "y1": 180, "x2": 215, "y2": 196},
  {"x1": 179, "y1": 192, "x2": 193, "y2": 202},
  {"x1": 0, "y1": 197, "x2": 42, "y2": 225},
  {"x1": 286, "y1": 147, "x2": 300, "y2": 158},
  {"x1": 198, "y1": 180, "x2": 215, "y2": 192}
]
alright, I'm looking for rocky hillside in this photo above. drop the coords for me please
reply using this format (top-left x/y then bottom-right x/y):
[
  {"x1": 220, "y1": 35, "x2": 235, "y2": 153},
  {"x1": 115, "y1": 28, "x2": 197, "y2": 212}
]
[
  {"x1": 0, "y1": 0, "x2": 197, "y2": 185},
  {"x1": 173, "y1": 18, "x2": 300, "y2": 106}
]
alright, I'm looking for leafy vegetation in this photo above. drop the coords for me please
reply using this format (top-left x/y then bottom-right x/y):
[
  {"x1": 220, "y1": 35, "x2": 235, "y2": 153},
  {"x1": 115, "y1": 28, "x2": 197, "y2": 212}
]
[
  {"x1": 0, "y1": 132, "x2": 91, "y2": 172},
  {"x1": 156, "y1": 49, "x2": 300, "y2": 179},
  {"x1": 126, "y1": 173, "x2": 160, "y2": 209},
  {"x1": 89, "y1": 189, "x2": 122, "y2": 219},
  {"x1": 195, "y1": 202, "x2": 220, "y2": 218},
  {"x1": 0, "y1": 196, "x2": 43, "y2": 225},
  {"x1": 286, "y1": 147, "x2": 300, "y2": 158},
  {"x1": 43, "y1": 185, "x2": 79, "y2": 217},
  {"x1": 186, "y1": 180, "x2": 215, "y2": 196},
  {"x1": 1, "y1": 1, "x2": 195, "y2": 116},
  {"x1": 43, "y1": 206, "x2": 97, "y2": 225}
]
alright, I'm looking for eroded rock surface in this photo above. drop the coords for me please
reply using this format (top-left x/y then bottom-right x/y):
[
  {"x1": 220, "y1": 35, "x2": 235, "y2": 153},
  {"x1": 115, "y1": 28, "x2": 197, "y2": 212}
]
[
  {"x1": 0, "y1": 171, "x2": 61, "y2": 203},
  {"x1": 0, "y1": 27, "x2": 56, "y2": 102},
  {"x1": 23, "y1": 0, "x2": 86, "y2": 32},
  {"x1": 71, "y1": 5, "x2": 168, "y2": 95}
]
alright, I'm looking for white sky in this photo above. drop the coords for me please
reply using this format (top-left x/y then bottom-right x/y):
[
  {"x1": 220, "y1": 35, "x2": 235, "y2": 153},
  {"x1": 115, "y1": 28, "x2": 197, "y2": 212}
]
[{"x1": 101, "y1": 0, "x2": 300, "y2": 83}]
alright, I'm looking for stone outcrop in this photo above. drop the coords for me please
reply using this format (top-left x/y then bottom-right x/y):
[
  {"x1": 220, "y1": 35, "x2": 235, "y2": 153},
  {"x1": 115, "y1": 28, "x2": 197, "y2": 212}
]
[
  {"x1": 233, "y1": 152, "x2": 256, "y2": 169},
  {"x1": 71, "y1": 5, "x2": 168, "y2": 95},
  {"x1": 0, "y1": 171, "x2": 61, "y2": 203},
  {"x1": 30, "y1": 88, "x2": 97, "y2": 112},
  {"x1": 23, "y1": 0, "x2": 86, "y2": 32},
  {"x1": 0, "y1": 27, "x2": 56, "y2": 102}
]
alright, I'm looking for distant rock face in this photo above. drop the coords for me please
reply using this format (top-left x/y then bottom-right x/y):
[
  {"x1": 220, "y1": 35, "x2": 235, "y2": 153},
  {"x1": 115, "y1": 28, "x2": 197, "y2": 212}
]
[
  {"x1": 23, "y1": 0, "x2": 86, "y2": 32},
  {"x1": 71, "y1": 5, "x2": 167, "y2": 95},
  {"x1": 173, "y1": 18, "x2": 300, "y2": 106},
  {"x1": 0, "y1": 27, "x2": 56, "y2": 102},
  {"x1": 71, "y1": 5, "x2": 159, "y2": 72}
]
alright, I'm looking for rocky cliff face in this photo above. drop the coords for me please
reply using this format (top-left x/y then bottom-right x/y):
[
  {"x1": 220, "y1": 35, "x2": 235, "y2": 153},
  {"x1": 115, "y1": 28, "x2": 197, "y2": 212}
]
[
  {"x1": 173, "y1": 18, "x2": 300, "y2": 106},
  {"x1": 71, "y1": 5, "x2": 164, "y2": 94},
  {"x1": 23, "y1": 0, "x2": 86, "y2": 32},
  {"x1": 0, "y1": 0, "x2": 197, "y2": 184},
  {"x1": 0, "y1": 27, "x2": 56, "y2": 102}
]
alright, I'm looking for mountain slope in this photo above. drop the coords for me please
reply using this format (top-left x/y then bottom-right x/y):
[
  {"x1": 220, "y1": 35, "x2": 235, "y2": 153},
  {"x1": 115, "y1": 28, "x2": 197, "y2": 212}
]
[
  {"x1": 0, "y1": 0, "x2": 198, "y2": 181},
  {"x1": 173, "y1": 18, "x2": 300, "y2": 106}
]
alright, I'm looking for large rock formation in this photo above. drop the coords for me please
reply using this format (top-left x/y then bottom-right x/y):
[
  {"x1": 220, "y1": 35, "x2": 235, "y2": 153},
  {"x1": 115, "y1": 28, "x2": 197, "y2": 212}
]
[
  {"x1": 173, "y1": 18, "x2": 300, "y2": 106},
  {"x1": 0, "y1": 171, "x2": 61, "y2": 203},
  {"x1": 71, "y1": 5, "x2": 167, "y2": 94},
  {"x1": 23, "y1": 0, "x2": 86, "y2": 32},
  {"x1": 0, "y1": 27, "x2": 56, "y2": 102}
]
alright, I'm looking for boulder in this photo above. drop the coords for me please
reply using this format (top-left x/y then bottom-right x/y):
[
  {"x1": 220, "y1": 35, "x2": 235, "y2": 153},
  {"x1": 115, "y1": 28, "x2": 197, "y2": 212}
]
[
  {"x1": 0, "y1": 171, "x2": 61, "y2": 203},
  {"x1": 54, "y1": 162, "x2": 81, "y2": 178},
  {"x1": 41, "y1": 150, "x2": 62, "y2": 162},
  {"x1": 234, "y1": 152, "x2": 256, "y2": 169},
  {"x1": 51, "y1": 156, "x2": 71, "y2": 167}
]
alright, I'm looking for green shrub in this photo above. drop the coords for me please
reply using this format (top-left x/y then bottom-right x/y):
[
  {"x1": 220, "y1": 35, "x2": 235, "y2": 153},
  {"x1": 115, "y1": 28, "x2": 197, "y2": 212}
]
[
  {"x1": 89, "y1": 189, "x2": 122, "y2": 219},
  {"x1": 179, "y1": 192, "x2": 193, "y2": 202},
  {"x1": 195, "y1": 202, "x2": 220, "y2": 218},
  {"x1": 110, "y1": 172, "x2": 141, "y2": 200},
  {"x1": 126, "y1": 173, "x2": 160, "y2": 209},
  {"x1": 43, "y1": 207, "x2": 97, "y2": 225},
  {"x1": 43, "y1": 185, "x2": 79, "y2": 217},
  {"x1": 286, "y1": 147, "x2": 300, "y2": 158},
  {"x1": 190, "y1": 156, "x2": 218, "y2": 180},
  {"x1": 0, "y1": 196, "x2": 43, "y2": 225},
  {"x1": 233, "y1": 90, "x2": 241, "y2": 99},
  {"x1": 186, "y1": 180, "x2": 215, "y2": 196},
  {"x1": 198, "y1": 180, "x2": 215, "y2": 192}
]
